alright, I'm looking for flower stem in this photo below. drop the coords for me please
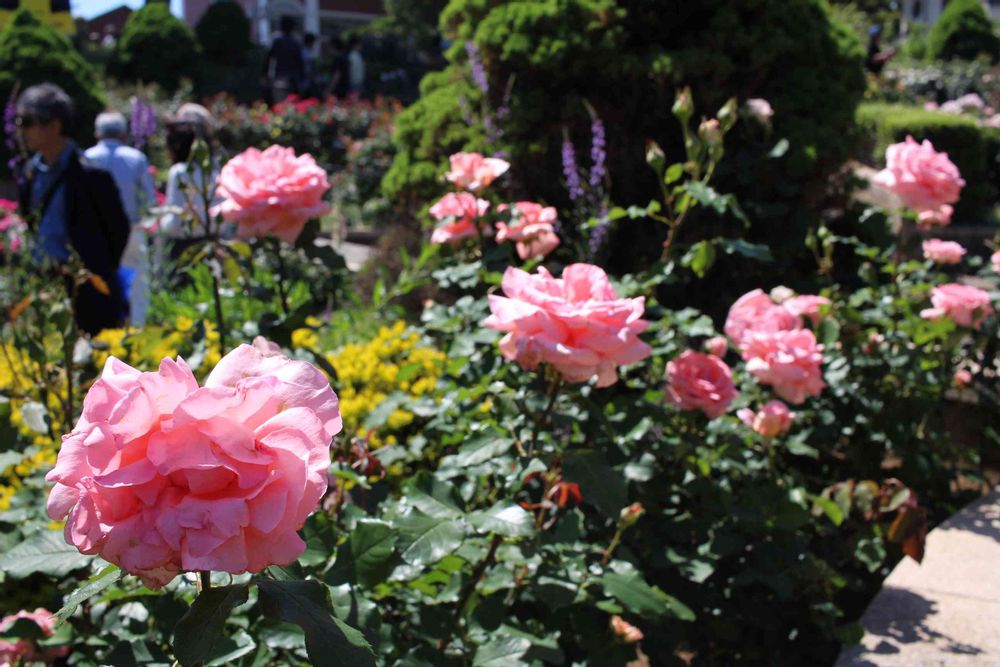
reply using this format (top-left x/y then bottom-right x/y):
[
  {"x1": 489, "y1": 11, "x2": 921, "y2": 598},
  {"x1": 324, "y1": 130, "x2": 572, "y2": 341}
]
[
  {"x1": 272, "y1": 238, "x2": 289, "y2": 316},
  {"x1": 199, "y1": 570, "x2": 212, "y2": 592},
  {"x1": 528, "y1": 377, "x2": 563, "y2": 456},
  {"x1": 209, "y1": 251, "x2": 227, "y2": 356}
]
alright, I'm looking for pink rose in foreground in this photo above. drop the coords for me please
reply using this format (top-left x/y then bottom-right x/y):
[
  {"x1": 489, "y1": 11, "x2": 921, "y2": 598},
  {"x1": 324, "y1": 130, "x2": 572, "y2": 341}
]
[
  {"x1": 917, "y1": 204, "x2": 953, "y2": 227},
  {"x1": 214, "y1": 145, "x2": 331, "y2": 244},
  {"x1": 742, "y1": 329, "x2": 825, "y2": 404},
  {"x1": 610, "y1": 615, "x2": 644, "y2": 643},
  {"x1": 665, "y1": 350, "x2": 737, "y2": 418},
  {"x1": 46, "y1": 345, "x2": 341, "y2": 589},
  {"x1": 872, "y1": 136, "x2": 965, "y2": 217},
  {"x1": 484, "y1": 264, "x2": 651, "y2": 387},
  {"x1": 429, "y1": 192, "x2": 490, "y2": 245},
  {"x1": 992, "y1": 250, "x2": 1000, "y2": 273},
  {"x1": 745, "y1": 98, "x2": 774, "y2": 124},
  {"x1": 704, "y1": 336, "x2": 728, "y2": 357},
  {"x1": 737, "y1": 400, "x2": 795, "y2": 437},
  {"x1": 919, "y1": 283, "x2": 994, "y2": 329},
  {"x1": 0, "y1": 608, "x2": 65, "y2": 665},
  {"x1": 445, "y1": 151, "x2": 510, "y2": 192},
  {"x1": 784, "y1": 295, "x2": 831, "y2": 324},
  {"x1": 495, "y1": 201, "x2": 560, "y2": 260},
  {"x1": 922, "y1": 239, "x2": 966, "y2": 264},
  {"x1": 953, "y1": 369, "x2": 972, "y2": 388},
  {"x1": 724, "y1": 289, "x2": 801, "y2": 349}
]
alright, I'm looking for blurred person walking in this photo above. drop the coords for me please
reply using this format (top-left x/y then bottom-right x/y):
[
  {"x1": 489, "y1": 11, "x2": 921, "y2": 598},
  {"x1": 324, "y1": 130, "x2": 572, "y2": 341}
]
[
  {"x1": 16, "y1": 83, "x2": 130, "y2": 335},
  {"x1": 264, "y1": 16, "x2": 305, "y2": 103},
  {"x1": 84, "y1": 111, "x2": 157, "y2": 326}
]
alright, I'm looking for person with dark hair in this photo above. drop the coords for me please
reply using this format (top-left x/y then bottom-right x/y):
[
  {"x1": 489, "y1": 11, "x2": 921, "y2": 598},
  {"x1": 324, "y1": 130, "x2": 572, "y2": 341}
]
[
  {"x1": 302, "y1": 32, "x2": 317, "y2": 98},
  {"x1": 15, "y1": 83, "x2": 130, "y2": 335},
  {"x1": 325, "y1": 37, "x2": 350, "y2": 99},
  {"x1": 347, "y1": 36, "x2": 365, "y2": 96},
  {"x1": 866, "y1": 25, "x2": 896, "y2": 75},
  {"x1": 264, "y1": 16, "x2": 304, "y2": 102}
]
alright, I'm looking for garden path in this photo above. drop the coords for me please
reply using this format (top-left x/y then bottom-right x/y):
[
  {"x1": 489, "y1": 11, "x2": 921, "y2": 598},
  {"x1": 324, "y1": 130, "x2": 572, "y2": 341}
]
[{"x1": 836, "y1": 489, "x2": 1000, "y2": 666}]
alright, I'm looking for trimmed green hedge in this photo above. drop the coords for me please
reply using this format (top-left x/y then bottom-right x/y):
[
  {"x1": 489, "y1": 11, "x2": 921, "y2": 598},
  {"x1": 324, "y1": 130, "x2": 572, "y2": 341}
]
[
  {"x1": 108, "y1": 3, "x2": 200, "y2": 92},
  {"x1": 927, "y1": 0, "x2": 1000, "y2": 63},
  {"x1": 858, "y1": 103, "x2": 1000, "y2": 222}
]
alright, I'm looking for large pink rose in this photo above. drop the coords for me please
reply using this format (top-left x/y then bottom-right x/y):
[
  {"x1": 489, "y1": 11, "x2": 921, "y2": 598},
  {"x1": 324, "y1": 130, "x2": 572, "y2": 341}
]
[
  {"x1": 214, "y1": 145, "x2": 331, "y2": 244},
  {"x1": 921, "y1": 239, "x2": 966, "y2": 264},
  {"x1": 484, "y1": 264, "x2": 651, "y2": 387},
  {"x1": 495, "y1": 202, "x2": 560, "y2": 260},
  {"x1": 429, "y1": 192, "x2": 490, "y2": 245},
  {"x1": 872, "y1": 136, "x2": 965, "y2": 216},
  {"x1": 46, "y1": 345, "x2": 341, "y2": 589},
  {"x1": 737, "y1": 400, "x2": 795, "y2": 437},
  {"x1": 741, "y1": 329, "x2": 825, "y2": 404},
  {"x1": 445, "y1": 152, "x2": 510, "y2": 192},
  {"x1": 920, "y1": 283, "x2": 994, "y2": 329},
  {"x1": 784, "y1": 295, "x2": 831, "y2": 324},
  {"x1": 665, "y1": 350, "x2": 737, "y2": 418},
  {"x1": 724, "y1": 289, "x2": 801, "y2": 348}
]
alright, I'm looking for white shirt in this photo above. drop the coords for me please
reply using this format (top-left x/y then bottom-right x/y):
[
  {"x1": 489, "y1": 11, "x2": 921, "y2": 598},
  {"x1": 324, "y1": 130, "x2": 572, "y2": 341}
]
[
  {"x1": 349, "y1": 49, "x2": 365, "y2": 91},
  {"x1": 162, "y1": 161, "x2": 220, "y2": 238},
  {"x1": 84, "y1": 139, "x2": 156, "y2": 225}
]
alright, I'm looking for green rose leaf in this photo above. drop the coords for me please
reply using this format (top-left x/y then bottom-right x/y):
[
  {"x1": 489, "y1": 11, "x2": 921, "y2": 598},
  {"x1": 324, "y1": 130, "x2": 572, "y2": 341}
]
[
  {"x1": 0, "y1": 530, "x2": 92, "y2": 578},
  {"x1": 172, "y1": 583, "x2": 250, "y2": 667},
  {"x1": 600, "y1": 572, "x2": 694, "y2": 620},
  {"x1": 351, "y1": 519, "x2": 397, "y2": 587},
  {"x1": 562, "y1": 450, "x2": 626, "y2": 517},
  {"x1": 56, "y1": 564, "x2": 122, "y2": 623},
  {"x1": 468, "y1": 502, "x2": 535, "y2": 538}
]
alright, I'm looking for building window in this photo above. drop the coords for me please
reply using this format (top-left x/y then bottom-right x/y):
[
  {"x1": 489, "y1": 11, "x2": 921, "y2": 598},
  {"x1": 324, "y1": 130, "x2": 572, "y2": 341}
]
[{"x1": 912, "y1": 0, "x2": 922, "y2": 19}]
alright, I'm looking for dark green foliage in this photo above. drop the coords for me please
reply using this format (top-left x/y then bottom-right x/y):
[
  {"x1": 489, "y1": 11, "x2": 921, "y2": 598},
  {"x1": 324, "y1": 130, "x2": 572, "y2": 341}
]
[
  {"x1": 195, "y1": 0, "x2": 251, "y2": 65},
  {"x1": 858, "y1": 103, "x2": 1000, "y2": 222},
  {"x1": 108, "y1": 3, "x2": 200, "y2": 92},
  {"x1": 0, "y1": 9, "x2": 104, "y2": 143},
  {"x1": 926, "y1": 0, "x2": 1000, "y2": 63},
  {"x1": 384, "y1": 0, "x2": 866, "y2": 277}
]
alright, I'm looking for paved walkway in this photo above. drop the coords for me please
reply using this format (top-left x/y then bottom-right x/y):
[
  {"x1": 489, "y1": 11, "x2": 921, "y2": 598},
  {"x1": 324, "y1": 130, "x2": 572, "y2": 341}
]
[
  {"x1": 836, "y1": 490, "x2": 1000, "y2": 666},
  {"x1": 332, "y1": 240, "x2": 374, "y2": 272}
]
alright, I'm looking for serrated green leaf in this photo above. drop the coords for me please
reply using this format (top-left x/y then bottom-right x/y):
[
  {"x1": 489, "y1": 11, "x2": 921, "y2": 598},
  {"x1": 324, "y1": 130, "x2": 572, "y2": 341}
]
[
  {"x1": 600, "y1": 572, "x2": 694, "y2": 620},
  {"x1": 56, "y1": 564, "x2": 122, "y2": 623},
  {"x1": 173, "y1": 584, "x2": 250, "y2": 667},
  {"x1": 468, "y1": 503, "x2": 534, "y2": 538},
  {"x1": 0, "y1": 530, "x2": 92, "y2": 578},
  {"x1": 257, "y1": 579, "x2": 375, "y2": 667},
  {"x1": 351, "y1": 520, "x2": 397, "y2": 587},
  {"x1": 473, "y1": 636, "x2": 531, "y2": 666},
  {"x1": 682, "y1": 240, "x2": 716, "y2": 278},
  {"x1": 397, "y1": 515, "x2": 464, "y2": 568},
  {"x1": 403, "y1": 472, "x2": 463, "y2": 519},
  {"x1": 448, "y1": 435, "x2": 514, "y2": 467}
]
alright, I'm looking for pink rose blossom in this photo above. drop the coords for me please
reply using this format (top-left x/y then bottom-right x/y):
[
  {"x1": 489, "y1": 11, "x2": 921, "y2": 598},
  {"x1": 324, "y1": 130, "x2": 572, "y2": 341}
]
[
  {"x1": 495, "y1": 201, "x2": 560, "y2": 260},
  {"x1": 741, "y1": 329, "x2": 825, "y2": 404},
  {"x1": 922, "y1": 239, "x2": 966, "y2": 264},
  {"x1": 953, "y1": 369, "x2": 972, "y2": 388},
  {"x1": 917, "y1": 204, "x2": 954, "y2": 227},
  {"x1": 46, "y1": 345, "x2": 341, "y2": 589},
  {"x1": 745, "y1": 98, "x2": 774, "y2": 124},
  {"x1": 429, "y1": 192, "x2": 490, "y2": 245},
  {"x1": 214, "y1": 145, "x2": 331, "y2": 244},
  {"x1": 991, "y1": 250, "x2": 1000, "y2": 273},
  {"x1": 484, "y1": 264, "x2": 651, "y2": 387},
  {"x1": 0, "y1": 608, "x2": 65, "y2": 665},
  {"x1": 784, "y1": 295, "x2": 831, "y2": 324},
  {"x1": 610, "y1": 615, "x2": 644, "y2": 643},
  {"x1": 704, "y1": 336, "x2": 728, "y2": 357},
  {"x1": 665, "y1": 350, "x2": 737, "y2": 418},
  {"x1": 919, "y1": 283, "x2": 994, "y2": 329},
  {"x1": 445, "y1": 152, "x2": 510, "y2": 192},
  {"x1": 724, "y1": 289, "x2": 801, "y2": 349},
  {"x1": 737, "y1": 400, "x2": 795, "y2": 437},
  {"x1": 872, "y1": 136, "x2": 965, "y2": 218}
]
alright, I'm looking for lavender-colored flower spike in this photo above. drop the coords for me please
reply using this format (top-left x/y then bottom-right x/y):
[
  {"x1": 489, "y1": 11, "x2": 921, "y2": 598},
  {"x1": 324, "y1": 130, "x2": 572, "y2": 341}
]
[
  {"x1": 562, "y1": 134, "x2": 583, "y2": 201},
  {"x1": 589, "y1": 116, "x2": 606, "y2": 189},
  {"x1": 4, "y1": 90, "x2": 25, "y2": 185},
  {"x1": 465, "y1": 41, "x2": 489, "y2": 96},
  {"x1": 130, "y1": 98, "x2": 157, "y2": 149},
  {"x1": 589, "y1": 209, "x2": 610, "y2": 256}
]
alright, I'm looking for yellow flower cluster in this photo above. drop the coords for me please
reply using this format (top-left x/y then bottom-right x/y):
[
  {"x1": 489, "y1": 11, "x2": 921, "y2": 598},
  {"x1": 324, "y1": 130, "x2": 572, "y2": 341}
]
[{"x1": 325, "y1": 321, "x2": 445, "y2": 446}]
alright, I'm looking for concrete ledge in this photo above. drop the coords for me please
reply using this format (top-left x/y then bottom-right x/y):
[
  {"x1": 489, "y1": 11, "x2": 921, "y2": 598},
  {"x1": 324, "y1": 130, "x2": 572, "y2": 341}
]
[{"x1": 836, "y1": 491, "x2": 1000, "y2": 666}]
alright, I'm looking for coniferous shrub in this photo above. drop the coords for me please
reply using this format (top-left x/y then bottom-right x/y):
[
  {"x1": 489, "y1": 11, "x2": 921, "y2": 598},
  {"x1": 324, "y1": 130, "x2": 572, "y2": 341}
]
[
  {"x1": 0, "y1": 8, "x2": 104, "y2": 143},
  {"x1": 108, "y1": 3, "x2": 200, "y2": 92},
  {"x1": 927, "y1": 0, "x2": 1000, "y2": 63},
  {"x1": 196, "y1": 0, "x2": 252, "y2": 66}
]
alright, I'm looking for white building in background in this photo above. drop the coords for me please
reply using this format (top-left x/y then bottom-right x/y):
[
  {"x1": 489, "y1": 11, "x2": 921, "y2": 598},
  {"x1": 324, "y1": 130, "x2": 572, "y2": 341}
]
[
  {"x1": 899, "y1": 0, "x2": 1000, "y2": 26},
  {"x1": 181, "y1": 0, "x2": 384, "y2": 44}
]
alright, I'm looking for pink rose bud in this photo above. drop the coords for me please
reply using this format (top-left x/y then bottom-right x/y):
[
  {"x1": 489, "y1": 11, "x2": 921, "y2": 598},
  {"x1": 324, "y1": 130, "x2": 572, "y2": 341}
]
[
  {"x1": 769, "y1": 286, "x2": 795, "y2": 304},
  {"x1": 619, "y1": 502, "x2": 645, "y2": 527},
  {"x1": 744, "y1": 98, "x2": 774, "y2": 124},
  {"x1": 610, "y1": 615, "x2": 644, "y2": 643},
  {"x1": 922, "y1": 239, "x2": 966, "y2": 264},
  {"x1": 991, "y1": 250, "x2": 1000, "y2": 274},
  {"x1": 484, "y1": 264, "x2": 651, "y2": 387},
  {"x1": 213, "y1": 145, "x2": 332, "y2": 244},
  {"x1": 737, "y1": 400, "x2": 795, "y2": 437},
  {"x1": 920, "y1": 283, "x2": 994, "y2": 330},
  {"x1": 872, "y1": 136, "x2": 964, "y2": 221},
  {"x1": 698, "y1": 118, "x2": 723, "y2": 150},
  {"x1": 46, "y1": 346, "x2": 342, "y2": 589},
  {"x1": 953, "y1": 369, "x2": 972, "y2": 388},
  {"x1": 445, "y1": 152, "x2": 510, "y2": 192},
  {"x1": 705, "y1": 336, "x2": 728, "y2": 357},
  {"x1": 665, "y1": 350, "x2": 738, "y2": 418}
]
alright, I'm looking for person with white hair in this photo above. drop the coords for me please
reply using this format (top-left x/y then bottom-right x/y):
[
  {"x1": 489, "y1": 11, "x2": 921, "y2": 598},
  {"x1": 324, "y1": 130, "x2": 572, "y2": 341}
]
[{"x1": 85, "y1": 110, "x2": 157, "y2": 326}]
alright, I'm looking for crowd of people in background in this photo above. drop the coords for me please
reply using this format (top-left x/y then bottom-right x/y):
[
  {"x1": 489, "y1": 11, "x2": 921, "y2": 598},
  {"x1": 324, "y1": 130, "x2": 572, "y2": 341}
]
[{"x1": 263, "y1": 16, "x2": 365, "y2": 104}]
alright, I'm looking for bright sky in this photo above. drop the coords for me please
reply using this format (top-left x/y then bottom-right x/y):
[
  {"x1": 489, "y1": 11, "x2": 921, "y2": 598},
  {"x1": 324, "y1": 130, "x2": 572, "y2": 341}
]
[{"x1": 70, "y1": 0, "x2": 184, "y2": 20}]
